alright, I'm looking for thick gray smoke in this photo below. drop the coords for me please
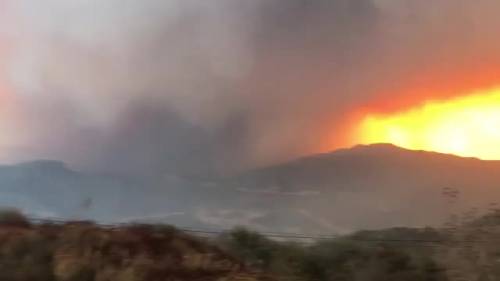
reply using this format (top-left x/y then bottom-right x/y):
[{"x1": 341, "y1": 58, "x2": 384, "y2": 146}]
[{"x1": 3, "y1": 0, "x2": 500, "y2": 176}]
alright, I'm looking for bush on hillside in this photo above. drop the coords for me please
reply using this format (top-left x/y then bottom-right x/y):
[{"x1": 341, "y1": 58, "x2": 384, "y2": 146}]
[
  {"x1": 0, "y1": 209, "x2": 31, "y2": 228},
  {"x1": 218, "y1": 227, "x2": 449, "y2": 281}
]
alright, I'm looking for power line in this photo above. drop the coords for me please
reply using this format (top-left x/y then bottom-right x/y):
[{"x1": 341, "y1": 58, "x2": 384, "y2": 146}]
[{"x1": 24, "y1": 217, "x2": 500, "y2": 246}]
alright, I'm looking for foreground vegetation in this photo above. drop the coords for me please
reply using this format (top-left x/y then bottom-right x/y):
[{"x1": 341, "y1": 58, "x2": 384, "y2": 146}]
[
  {"x1": 1, "y1": 209, "x2": 500, "y2": 281},
  {"x1": 218, "y1": 227, "x2": 448, "y2": 281},
  {"x1": 218, "y1": 209, "x2": 500, "y2": 281},
  {"x1": 0, "y1": 211, "x2": 270, "y2": 281}
]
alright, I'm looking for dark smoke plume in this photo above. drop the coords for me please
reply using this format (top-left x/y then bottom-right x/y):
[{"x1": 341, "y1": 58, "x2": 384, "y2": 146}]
[{"x1": 3, "y1": 0, "x2": 500, "y2": 176}]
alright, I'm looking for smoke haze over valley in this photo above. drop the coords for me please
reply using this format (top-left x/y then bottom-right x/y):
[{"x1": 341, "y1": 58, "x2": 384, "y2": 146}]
[
  {"x1": 2, "y1": 144, "x2": 500, "y2": 234},
  {"x1": 3, "y1": 0, "x2": 500, "y2": 176},
  {"x1": 2, "y1": 0, "x2": 500, "y2": 234}
]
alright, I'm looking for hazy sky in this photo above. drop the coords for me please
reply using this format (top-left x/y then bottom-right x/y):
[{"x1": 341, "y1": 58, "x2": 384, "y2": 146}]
[{"x1": 2, "y1": 0, "x2": 500, "y2": 176}]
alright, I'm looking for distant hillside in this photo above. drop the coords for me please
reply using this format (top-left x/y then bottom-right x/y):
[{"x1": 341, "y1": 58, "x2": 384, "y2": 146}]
[
  {"x1": 237, "y1": 143, "x2": 500, "y2": 192},
  {"x1": 2, "y1": 144, "x2": 500, "y2": 233},
  {"x1": 228, "y1": 144, "x2": 500, "y2": 232},
  {"x1": 0, "y1": 160, "x2": 147, "y2": 221}
]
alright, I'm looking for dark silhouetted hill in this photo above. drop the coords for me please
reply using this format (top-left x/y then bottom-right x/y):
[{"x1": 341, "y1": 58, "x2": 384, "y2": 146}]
[{"x1": 2, "y1": 144, "x2": 500, "y2": 233}]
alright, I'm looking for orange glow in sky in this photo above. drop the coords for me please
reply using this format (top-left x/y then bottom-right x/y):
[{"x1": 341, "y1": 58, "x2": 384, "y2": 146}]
[{"x1": 355, "y1": 87, "x2": 500, "y2": 160}]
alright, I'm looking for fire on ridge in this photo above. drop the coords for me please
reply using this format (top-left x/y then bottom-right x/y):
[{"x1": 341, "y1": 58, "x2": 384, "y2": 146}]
[{"x1": 354, "y1": 87, "x2": 500, "y2": 160}]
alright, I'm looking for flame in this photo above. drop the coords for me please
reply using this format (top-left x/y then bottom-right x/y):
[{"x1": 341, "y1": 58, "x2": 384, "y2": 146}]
[{"x1": 355, "y1": 87, "x2": 500, "y2": 160}]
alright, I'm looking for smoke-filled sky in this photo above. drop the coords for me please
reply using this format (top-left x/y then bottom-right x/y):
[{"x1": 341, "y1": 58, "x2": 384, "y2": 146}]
[{"x1": 2, "y1": 0, "x2": 500, "y2": 176}]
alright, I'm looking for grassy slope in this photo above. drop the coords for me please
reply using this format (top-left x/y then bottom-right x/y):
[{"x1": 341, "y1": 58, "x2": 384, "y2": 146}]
[{"x1": 0, "y1": 220, "x2": 273, "y2": 281}]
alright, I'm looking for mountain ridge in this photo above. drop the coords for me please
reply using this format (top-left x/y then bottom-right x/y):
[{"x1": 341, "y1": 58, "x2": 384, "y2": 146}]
[
  {"x1": 2, "y1": 143, "x2": 500, "y2": 233},
  {"x1": 253, "y1": 143, "x2": 500, "y2": 172},
  {"x1": 3, "y1": 143, "x2": 498, "y2": 177}
]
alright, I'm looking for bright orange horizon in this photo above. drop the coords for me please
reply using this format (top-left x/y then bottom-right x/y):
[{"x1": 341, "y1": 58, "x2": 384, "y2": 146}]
[{"x1": 353, "y1": 87, "x2": 500, "y2": 160}]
